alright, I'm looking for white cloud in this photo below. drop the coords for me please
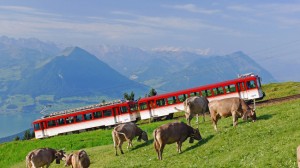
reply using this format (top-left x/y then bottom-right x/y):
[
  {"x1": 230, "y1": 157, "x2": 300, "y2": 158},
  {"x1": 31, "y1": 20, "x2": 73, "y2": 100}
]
[{"x1": 167, "y1": 4, "x2": 220, "y2": 14}]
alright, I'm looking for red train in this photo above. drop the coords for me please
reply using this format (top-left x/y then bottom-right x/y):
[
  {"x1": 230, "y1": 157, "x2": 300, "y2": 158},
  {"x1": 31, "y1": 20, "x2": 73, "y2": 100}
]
[{"x1": 33, "y1": 73, "x2": 264, "y2": 139}]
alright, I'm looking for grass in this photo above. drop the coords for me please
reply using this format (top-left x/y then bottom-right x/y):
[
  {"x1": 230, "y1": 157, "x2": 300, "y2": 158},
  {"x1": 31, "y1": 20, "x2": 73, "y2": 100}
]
[
  {"x1": 261, "y1": 82, "x2": 300, "y2": 100},
  {"x1": 2, "y1": 98, "x2": 300, "y2": 168},
  {"x1": 1, "y1": 82, "x2": 300, "y2": 167}
]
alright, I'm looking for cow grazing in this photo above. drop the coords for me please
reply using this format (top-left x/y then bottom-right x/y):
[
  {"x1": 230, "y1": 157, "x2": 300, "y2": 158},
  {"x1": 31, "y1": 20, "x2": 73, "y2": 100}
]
[
  {"x1": 175, "y1": 96, "x2": 209, "y2": 125},
  {"x1": 112, "y1": 122, "x2": 148, "y2": 156},
  {"x1": 26, "y1": 148, "x2": 65, "y2": 168},
  {"x1": 297, "y1": 145, "x2": 300, "y2": 168},
  {"x1": 65, "y1": 150, "x2": 90, "y2": 168},
  {"x1": 208, "y1": 97, "x2": 256, "y2": 131},
  {"x1": 153, "y1": 121, "x2": 202, "y2": 160}
]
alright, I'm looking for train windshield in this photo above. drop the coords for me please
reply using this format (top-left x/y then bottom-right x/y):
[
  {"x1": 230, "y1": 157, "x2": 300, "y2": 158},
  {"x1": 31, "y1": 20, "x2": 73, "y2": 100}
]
[
  {"x1": 34, "y1": 123, "x2": 41, "y2": 130},
  {"x1": 257, "y1": 77, "x2": 262, "y2": 88}
]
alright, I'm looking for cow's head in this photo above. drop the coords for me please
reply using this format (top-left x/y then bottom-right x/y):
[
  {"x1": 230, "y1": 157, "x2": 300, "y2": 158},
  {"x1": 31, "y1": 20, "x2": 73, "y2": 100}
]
[
  {"x1": 189, "y1": 128, "x2": 202, "y2": 143},
  {"x1": 137, "y1": 131, "x2": 148, "y2": 142},
  {"x1": 242, "y1": 108, "x2": 256, "y2": 122},
  {"x1": 55, "y1": 150, "x2": 65, "y2": 164},
  {"x1": 64, "y1": 153, "x2": 73, "y2": 167},
  {"x1": 250, "y1": 108, "x2": 256, "y2": 122}
]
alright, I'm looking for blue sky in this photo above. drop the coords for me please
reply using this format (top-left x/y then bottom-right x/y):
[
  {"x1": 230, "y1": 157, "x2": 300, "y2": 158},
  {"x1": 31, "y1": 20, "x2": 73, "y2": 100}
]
[{"x1": 0, "y1": 0, "x2": 299, "y2": 80}]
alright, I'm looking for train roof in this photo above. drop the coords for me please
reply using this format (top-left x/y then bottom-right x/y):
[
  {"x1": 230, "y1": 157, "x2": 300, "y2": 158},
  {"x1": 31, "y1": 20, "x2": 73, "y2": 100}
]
[
  {"x1": 138, "y1": 73, "x2": 259, "y2": 102},
  {"x1": 33, "y1": 100, "x2": 135, "y2": 122}
]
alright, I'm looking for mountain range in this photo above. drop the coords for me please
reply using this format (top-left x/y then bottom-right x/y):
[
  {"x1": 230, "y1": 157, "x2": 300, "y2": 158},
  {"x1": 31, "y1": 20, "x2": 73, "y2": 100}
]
[
  {"x1": 88, "y1": 45, "x2": 276, "y2": 92},
  {"x1": 0, "y1": 36, "x2": 277, "y2": 139},
  {"x1": 10, "y1": 47, "x2": 149, "y2": 98}
]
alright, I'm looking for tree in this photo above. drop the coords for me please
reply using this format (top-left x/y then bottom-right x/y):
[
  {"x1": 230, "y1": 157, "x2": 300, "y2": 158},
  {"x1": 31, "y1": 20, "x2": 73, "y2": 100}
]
[
  {"x1": 14, "y1": 136, "x2": 20, "y2": 141},
  {"x1": 31, "y1": 131, "x2": 35, "y2": 139},
  {"x1": 148, "y1": 88, "x2": 157, "y2": 97},
  {"x1": 124, "y1": 91, "x2": 135, "y2": 101},
  {"x1": 23, "y1": 129, "x2": 32, "y2": 140}
]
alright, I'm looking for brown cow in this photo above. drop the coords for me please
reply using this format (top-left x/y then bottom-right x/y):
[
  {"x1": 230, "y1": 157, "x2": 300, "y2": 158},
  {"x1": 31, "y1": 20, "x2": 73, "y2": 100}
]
[
  {"x1": 153, "y1": 121, "x2": 202, "y2": 160},
  {"x1": 65, "y1": 150, "x2": 90, "y2": 168},
  {"x1": 175, "y1": 96, "x2": 209, "y2": 125},
  {"x1": 208, "y1": 97, "x2": 256, "y2": 131},
  {"x1": 297, "y1": 145, "x2": 300, "y2": 168},
  {"x1": 112, "y1": 122, "x2": 148, "y2": 156},
  {"x1": 26, "y1": 148, "x2": 65, "y2": 168}
]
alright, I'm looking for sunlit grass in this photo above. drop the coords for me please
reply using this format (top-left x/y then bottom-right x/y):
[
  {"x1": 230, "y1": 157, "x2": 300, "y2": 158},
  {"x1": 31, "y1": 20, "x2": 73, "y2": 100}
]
[{"x1": 1, "y1": 99, "x2": 299, "y2": 168}]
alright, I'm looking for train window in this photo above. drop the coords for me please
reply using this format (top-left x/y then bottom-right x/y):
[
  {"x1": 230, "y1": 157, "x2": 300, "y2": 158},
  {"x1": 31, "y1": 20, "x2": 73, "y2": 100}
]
[
  {"x1": 213, "y1": 87, "x2": 224, "y2": 95},
  {"x1": 120, "y1": 106, "x2": 128, "y2": 114},
  {"x1": 66, "y1": 116, "x2": 74, "y2": 124},
  {"x1": 84, "y1": 113, "x2": 92, "y2": 120},
  {"x1": 225, "y1": 84, "x2": 236, "y2": 93},
  {"x1": 178, "y1": 94, "x2": 188, "y2": 102},
  {"x1": 201, "y1": 90, "x2": 212, "y2": 97},
  {"x1": 56, "y1": 118, "x2": 65, "y2": 125},
  {"x1": 103, "y1": 109, "x2": 112, "y2": 117},
  {"x1": 93, "y1": 111, "x2": 102, "y2": 119},
  {"x1": 47, "y1": 120, "x2": 56, "y2": 127},
  {"x1": 167, "y1": 96, "x2": 177, "y2": 105},
  {"x1": 190, "y1": 92, "x2": 200, "y2": 97},
  {"x1": 156, "y1": 98, "x2": 166, "y2": 107},
  {"x1": 75, "y1": 115, "x2": 83, "y2": 122},
  {"x1": 34, "y1": 123, "x2": 41, "y2": 130},
  {"x1": 130, "y1": 104, "x2": 138, "y2": 112},
  {"x1": 139, "y1": 102, "x2": 148, "y2": 110},
  {"x1": 247, "y1": 80, "x2": 256, "y2": 89}
]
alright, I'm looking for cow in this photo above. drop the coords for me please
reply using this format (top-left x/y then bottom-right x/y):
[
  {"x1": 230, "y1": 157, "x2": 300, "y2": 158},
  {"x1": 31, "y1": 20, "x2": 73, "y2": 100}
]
[
  {"x1": 153, "y1": 121, "x2": 202, "y2": 160},
  {"x1": 175, "y1": 96, "x2": 209, "y2": 125},
  {"x1": 297, "y1": 145, "x2": 300, "y2": 168},
  {"x1": 25, "y1": 148, "x2": 65, "y2": 168},
  {"x1": 112, "y1": 122, "x2": 148, "y2": 156},
  {"x1": 208, "y1": 97, "x2": 256, "y2": 131},
  {"x1": 65, "y1": 150, "x2": 90, "y2": 168}
]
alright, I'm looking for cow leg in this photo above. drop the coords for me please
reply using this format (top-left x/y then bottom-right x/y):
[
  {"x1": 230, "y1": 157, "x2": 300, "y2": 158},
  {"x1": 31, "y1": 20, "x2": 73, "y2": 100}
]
[
  {"x1": 159, "y1": 144, "x2": 165, "y2": 160},
  {"x1": 195, "y1": 114, "x2": 199, "y2": 124},
  {"x1": 154, "y1": 140, "x2": 160, "y2": 160},
  {"x1": 211, "y1": 116, "x2": 218, "y2": 131},
  {"x1": 202, "y1": 112, "x2": 205, "y2": 122},
  {"x1": 176, "y1": 141, "x2": 182, "y2": 153},
  {"x1": 118, "y1": 141, "x2": 124, "y2": 154},
  {"x1": 232, "y1": 112, "x2": 238, "y2": 127}
]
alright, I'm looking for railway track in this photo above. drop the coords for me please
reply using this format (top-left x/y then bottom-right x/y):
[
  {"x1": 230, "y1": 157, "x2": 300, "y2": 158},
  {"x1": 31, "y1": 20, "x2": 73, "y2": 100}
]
[{"x1": 252, "y1": 94, "x2": 300, "y2": 107}]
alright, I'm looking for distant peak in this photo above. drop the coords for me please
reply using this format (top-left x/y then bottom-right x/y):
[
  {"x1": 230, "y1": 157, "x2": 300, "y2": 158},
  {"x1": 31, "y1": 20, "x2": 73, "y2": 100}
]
[{"x1": 61, "y1": 46, "x2": 82, "y2": 56}]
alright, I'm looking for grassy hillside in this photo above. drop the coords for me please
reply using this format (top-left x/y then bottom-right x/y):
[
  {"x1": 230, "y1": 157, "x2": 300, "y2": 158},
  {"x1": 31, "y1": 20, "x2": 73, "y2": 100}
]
[
  {"x1": 261, "y1": 82, "x2": 300, "y2": 100},
  {"x1": 1, "y1": 98, "x2": 299, "y2": 168},
  {"x1": 1, "y1": 82, "x2": 300, "y2": 168}
]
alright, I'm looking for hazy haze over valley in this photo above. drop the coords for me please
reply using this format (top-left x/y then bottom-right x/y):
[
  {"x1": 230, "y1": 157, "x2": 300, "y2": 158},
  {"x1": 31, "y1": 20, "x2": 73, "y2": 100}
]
[{"x1": 0, "y1": 0, "x2": 300, "y2": 139}]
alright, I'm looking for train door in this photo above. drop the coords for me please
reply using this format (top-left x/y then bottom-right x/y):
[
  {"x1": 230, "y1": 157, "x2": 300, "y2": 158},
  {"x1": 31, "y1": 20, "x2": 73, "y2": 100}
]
[
  {"x1": 113, "y1": 107, "x2": 120, "y2": 124},
  {"x1": 149, "y1": 100, "x2": 156, "y2": 118},
  {"x1": 41, "y1": 122, "x2": 47, "y2": 137},
  {"x1": 237, "y1": 82, "x2": 248, "y2": 99}
]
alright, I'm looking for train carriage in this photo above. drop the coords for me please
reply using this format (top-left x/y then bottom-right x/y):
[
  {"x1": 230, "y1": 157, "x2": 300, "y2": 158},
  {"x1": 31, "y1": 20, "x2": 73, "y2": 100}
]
[
  {"x1": 33, "y1": 101, "x2": 139, "y2": 139},
  {"x1": 32, "y1": 73, "x2": 264, "y2": 139},
  {"x1": 137, "y1": 73, "x2": 264, "y2": 120}
]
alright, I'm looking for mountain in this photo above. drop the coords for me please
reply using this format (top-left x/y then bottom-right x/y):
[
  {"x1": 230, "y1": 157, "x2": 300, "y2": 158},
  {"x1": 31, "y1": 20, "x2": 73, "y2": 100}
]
[
  {"x1": 88, "y1": 46, "x2": 276, "y2": 92},
  {"x1": 158, "y1": 51, "x2": 276, "y2": 91},
  {"x1": 10, "y1": 47, "x2": 149, "y2": 98},
  {"x1": 0, "y1": 128, "x2": 33, "y2": 144},
  {"x1": 0, "y1": 36, "x2": 61, "y2": 93}
]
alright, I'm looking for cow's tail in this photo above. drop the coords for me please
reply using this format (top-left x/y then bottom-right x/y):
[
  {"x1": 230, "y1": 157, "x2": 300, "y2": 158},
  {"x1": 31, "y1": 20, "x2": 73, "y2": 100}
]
[
  {"x1": 26, "y1": 152, "x2": 33, "y2": 168},
  {"x1": 112, "y1": 130, "x2": 117, "y2": 147},
  {"x1": 174, "y1": 107, "x2": 184, "y2": 112},
  {"x1": 116, "y1": 131, "x2": 130, "y2": 141},
  {"x1": 153, "y1": 129, "x2": 159, "y2": 150}
]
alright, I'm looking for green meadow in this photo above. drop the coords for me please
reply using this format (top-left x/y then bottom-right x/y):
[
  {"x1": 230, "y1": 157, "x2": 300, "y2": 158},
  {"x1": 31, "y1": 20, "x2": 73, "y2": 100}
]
[{"x1": 1, "y1": 82, "x2": 300, "y2": 168}]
